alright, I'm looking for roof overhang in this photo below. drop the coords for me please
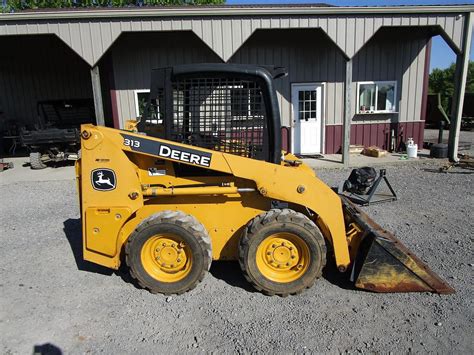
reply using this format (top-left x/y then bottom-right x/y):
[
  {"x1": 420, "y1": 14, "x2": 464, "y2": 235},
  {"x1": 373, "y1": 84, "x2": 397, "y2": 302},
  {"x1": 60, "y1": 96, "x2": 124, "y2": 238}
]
[{"x1": 0, "y1": 5, "x2": 473, "y2": 21}]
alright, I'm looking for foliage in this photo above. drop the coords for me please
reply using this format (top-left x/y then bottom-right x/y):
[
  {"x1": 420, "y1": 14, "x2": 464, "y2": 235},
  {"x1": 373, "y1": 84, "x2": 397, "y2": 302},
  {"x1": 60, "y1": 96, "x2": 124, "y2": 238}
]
[
  {"x1": 429, "y1": 61, "x2": 474, "y2": 112},
  {"x1": 1, "y1": 0, "x2": 224, "y2": 12}
]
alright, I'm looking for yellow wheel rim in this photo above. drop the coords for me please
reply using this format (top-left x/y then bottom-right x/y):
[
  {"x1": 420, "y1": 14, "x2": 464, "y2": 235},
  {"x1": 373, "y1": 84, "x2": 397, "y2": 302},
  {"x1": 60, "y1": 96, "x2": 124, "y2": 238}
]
[
  {"x1": 255, "y1": 233, "x2": 310, "y2": 283},
  {"x1": 141, "y1": 234, "x2": 192, "y2": 283}
]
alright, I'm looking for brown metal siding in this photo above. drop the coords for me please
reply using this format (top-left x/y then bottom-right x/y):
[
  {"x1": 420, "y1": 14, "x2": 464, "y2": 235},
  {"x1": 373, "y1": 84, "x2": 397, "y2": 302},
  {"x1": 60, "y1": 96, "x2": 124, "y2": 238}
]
[
  {"x1": 0, "y1": 35, "x2": 92, "y2": 128},
  {"x1": 326, "y1": 121, "x2": 424, "y2": 153}
]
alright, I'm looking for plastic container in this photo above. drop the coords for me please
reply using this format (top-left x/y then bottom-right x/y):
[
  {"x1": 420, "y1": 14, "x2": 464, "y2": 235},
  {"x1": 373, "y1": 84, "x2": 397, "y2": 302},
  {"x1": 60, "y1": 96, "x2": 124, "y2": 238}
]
[{"x1": 406, "y1": 138, "x2": 418, "y2": 159}]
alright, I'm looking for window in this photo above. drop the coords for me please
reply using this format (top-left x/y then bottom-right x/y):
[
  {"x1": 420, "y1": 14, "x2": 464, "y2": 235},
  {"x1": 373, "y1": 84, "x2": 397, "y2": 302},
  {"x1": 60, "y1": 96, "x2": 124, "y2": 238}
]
[
  {"x1": 357, "y1": 81, "x2": 397, "y2": 114},
  {"x1": 298, "y1": 90, "x2": 318, "y2": 121},
  {"x1": 134, "y1": 89, "x2": 162, "y2": 125}
]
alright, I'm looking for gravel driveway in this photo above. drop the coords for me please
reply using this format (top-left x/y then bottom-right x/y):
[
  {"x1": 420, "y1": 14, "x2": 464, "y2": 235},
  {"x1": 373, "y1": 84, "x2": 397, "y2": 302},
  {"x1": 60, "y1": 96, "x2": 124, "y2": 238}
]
[{"x1": 1, "y1": 162, "x2": 472, "y2": 354}]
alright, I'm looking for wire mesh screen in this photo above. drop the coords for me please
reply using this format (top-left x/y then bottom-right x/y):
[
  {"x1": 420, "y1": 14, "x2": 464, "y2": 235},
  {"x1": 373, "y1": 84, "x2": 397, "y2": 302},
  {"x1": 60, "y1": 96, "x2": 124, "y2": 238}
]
[{"x1": 170, "y1": 77, "x2": 267, "y2": 160}]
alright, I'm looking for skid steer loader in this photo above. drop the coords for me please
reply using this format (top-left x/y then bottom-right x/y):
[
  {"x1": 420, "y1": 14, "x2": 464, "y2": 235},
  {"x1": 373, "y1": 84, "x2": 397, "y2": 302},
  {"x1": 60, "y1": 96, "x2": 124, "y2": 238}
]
[{"x1": 76, "y1": 64, "x2": 454, "y2": 296}]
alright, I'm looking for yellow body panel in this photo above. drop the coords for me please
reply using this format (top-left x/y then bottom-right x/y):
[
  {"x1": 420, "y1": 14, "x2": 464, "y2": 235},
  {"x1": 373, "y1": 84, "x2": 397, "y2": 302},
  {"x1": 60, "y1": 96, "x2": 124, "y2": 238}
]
[{"x1": 77, "y1": 124, "x2": 351, "y2": 271}]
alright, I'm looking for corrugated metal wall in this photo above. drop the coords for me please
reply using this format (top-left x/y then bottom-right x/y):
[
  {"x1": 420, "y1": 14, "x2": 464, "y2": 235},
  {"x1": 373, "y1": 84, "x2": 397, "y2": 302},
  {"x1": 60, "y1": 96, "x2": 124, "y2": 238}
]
[
  {"x1": 229, "y1": 29, "x2": 345, "y2": 128},
  {"x1": 111, "y1": 28, "x2": 429, "y2": 134},
  {"x1": 0, "y1": 35, "x2": 92, "y2": 128},
  {"x1": 111, "y1": 31, "x2": 222, "y2": 124},
  {"x1": 0, "y1": 12, "x2": 465, "y2": 66},
  {"x1": 351, "y1": 28, "x2": 429, "y2": 125}
]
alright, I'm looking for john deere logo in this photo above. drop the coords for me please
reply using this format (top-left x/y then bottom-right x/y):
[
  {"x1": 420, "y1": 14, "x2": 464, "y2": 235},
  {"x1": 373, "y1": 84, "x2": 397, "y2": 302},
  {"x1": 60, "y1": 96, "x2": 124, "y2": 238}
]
[{"x1": 91, "y1": 169, "x2": 116, "y2": 191}]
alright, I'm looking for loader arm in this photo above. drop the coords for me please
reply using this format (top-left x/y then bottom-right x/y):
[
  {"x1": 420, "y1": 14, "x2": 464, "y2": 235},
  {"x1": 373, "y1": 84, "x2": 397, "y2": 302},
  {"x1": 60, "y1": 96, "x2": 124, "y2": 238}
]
[{"x1": 80, "y1": 124, "x2": 351, "y2": 269}]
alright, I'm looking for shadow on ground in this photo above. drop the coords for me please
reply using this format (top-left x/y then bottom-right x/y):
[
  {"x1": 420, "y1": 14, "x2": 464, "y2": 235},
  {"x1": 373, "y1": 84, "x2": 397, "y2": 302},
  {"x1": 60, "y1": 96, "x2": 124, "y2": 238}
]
[
  {"x1": 322, "y1": 257, "x2": 356, "y2": 291},
  {"x1": 63, "y1": 218, "x2": 113, "y2": 276},
  {"x1": 209, "y1": 261, "x2": 256, "y2": 292},
  {"x1": 63, "y1": 218, "x2": 356, "y2": 293},
  {"x1": 33, "y1": 343, "x2": 62, "y2": 355}
]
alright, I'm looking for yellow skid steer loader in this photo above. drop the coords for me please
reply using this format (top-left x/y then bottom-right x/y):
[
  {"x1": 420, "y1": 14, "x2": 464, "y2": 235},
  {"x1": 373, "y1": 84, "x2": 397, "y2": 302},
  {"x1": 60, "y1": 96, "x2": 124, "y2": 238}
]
[{"x1": 76, "y1": 64, "x2": 454, "y2": 296}]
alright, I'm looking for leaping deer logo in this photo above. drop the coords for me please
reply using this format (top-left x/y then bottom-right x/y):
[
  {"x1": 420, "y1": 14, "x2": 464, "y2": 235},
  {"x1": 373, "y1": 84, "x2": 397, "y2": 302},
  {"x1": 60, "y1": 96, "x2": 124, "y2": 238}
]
[
  {"x1": 95, "y1": 171, "x2": 114, "y2": 188},
  {"x1": 92, "y1": 169, "x2": 116, "y2": 191}
]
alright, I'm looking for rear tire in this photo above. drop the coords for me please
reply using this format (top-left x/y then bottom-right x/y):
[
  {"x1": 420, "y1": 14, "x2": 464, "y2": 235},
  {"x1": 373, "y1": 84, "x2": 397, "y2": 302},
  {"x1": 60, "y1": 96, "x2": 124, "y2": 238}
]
[
  {"x1": 30, "y1": 152, "x2": 47, "y2": 170},
  {"x1": 125, "y1": 210, "x2": 212, "y2": 295},
  {"x1": 239, "y1": 209, "x2": 326, "y2": 296}
]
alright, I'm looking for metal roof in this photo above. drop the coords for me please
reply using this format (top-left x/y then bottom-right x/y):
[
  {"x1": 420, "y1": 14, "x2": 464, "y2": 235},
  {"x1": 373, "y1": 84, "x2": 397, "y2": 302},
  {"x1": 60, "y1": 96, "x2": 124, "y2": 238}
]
[{"x1": 0, "y1": 4, "x2": 473, "y2": 21}]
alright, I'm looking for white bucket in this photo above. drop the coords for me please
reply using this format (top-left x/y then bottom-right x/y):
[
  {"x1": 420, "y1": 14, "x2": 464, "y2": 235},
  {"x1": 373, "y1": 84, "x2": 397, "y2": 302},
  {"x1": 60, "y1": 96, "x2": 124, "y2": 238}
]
[{"x1": 407, "y1": 138, "x2": 418, "y2": 159}]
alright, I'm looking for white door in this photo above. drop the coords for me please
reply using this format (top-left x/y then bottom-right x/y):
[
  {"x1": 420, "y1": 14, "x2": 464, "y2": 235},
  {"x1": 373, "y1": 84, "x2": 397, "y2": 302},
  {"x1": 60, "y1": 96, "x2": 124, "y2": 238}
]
[{"x1": 292, "y1": 84, "x2": 323, "y2": 154}]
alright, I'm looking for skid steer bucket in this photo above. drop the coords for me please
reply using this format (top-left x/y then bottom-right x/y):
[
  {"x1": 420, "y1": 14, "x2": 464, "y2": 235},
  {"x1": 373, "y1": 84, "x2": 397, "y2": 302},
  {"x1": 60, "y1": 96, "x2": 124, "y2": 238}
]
[{"x1": 342, "y1": 198, "x2": 455, "y2": 294}]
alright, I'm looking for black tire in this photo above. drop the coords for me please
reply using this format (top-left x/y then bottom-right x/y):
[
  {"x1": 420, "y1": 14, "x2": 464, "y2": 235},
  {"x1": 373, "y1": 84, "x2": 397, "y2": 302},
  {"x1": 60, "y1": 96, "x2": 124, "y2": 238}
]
[
  {"x1": 239, "y1": 209, "x2": 327, "y2": 296},
  {"x1": 125, "y1": 210, "x2": 212, "y2": 295},
  {"x1": 30, "y1": 152, "x2": 47, "y2": 170},
  {"x1": 430, "y1": 143, "x2": 448, "y2": 159}
]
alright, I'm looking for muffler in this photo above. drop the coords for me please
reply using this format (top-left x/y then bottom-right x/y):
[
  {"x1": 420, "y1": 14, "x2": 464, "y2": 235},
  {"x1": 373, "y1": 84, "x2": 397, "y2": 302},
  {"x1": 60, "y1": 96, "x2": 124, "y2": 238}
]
[{"x1": 342, "y1": 197, "x2": 454, "y2": 294}]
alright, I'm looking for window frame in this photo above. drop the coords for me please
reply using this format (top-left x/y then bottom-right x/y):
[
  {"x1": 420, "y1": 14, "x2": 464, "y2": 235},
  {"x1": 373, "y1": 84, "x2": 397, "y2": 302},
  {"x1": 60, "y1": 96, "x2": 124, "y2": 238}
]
[
  {"x1": 134, "y1": 89, "x2": 150, "y2": 119},
  {"x1": 356, "y1": 81, "x2": 398, "y2": 114}
]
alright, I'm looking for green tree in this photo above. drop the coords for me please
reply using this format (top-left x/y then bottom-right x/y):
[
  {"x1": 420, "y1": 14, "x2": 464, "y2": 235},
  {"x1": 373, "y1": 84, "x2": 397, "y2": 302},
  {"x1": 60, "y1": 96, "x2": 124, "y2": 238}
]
[
  {"x1": 429, "y1": 61, "x2": 474, "y2": 112},
  {"x1": 2, "y1": 0, "x2": 224, "y2": 12}
]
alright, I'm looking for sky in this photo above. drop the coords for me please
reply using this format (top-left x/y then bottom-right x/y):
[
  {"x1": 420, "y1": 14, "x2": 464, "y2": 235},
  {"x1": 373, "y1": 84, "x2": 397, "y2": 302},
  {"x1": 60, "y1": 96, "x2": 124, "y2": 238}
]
[{"x1": 226, "y1": 0, "x2": 474, "y2": 71}]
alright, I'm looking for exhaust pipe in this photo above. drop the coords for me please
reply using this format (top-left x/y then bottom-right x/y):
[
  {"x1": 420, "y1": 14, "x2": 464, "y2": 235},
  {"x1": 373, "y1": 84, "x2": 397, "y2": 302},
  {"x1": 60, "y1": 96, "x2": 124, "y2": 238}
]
[{"x1": 342, "y1": 197, "x2": 455, "y2": 294}]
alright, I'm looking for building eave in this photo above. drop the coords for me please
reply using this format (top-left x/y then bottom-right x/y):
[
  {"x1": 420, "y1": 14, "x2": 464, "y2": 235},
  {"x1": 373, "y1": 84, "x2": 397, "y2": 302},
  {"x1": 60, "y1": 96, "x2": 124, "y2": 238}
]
[{"x1": 0, "y1": 5, "x2": 473, "y2": 21}]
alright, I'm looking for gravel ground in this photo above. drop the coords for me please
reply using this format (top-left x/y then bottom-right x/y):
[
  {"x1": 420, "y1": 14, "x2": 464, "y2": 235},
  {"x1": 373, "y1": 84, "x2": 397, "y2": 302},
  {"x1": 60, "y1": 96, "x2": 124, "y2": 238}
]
[{"x1": 1, "y1": 161, "x2": 473, "y2": 354}]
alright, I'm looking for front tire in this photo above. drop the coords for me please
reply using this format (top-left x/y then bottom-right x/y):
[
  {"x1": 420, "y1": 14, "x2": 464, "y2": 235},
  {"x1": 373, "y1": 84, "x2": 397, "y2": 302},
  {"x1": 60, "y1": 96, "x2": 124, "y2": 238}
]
[
  {"x1": 30, "y1": 152, "x2": 47, "y2": 169},
  {"x1": 239, "y1": 209, "x2": 326, "y2": 296},
  {"x1": 125, "y1": 211, "x2": 212, "y2": 295}
]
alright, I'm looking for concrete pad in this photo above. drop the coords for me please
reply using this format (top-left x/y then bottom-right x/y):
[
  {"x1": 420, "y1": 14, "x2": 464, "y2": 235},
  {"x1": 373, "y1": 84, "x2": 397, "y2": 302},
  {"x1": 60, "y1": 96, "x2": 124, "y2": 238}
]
[
  {"x1": 302, "y1": 149, "x2": 444, "y2": 170},
  {"x1": 0, "y1": 156, "x2": 75, "y2": 186}
]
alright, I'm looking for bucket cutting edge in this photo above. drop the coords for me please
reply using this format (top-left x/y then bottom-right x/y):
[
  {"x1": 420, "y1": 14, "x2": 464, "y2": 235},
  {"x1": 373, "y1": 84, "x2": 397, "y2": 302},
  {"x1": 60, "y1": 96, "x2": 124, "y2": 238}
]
[{"x1": 341, "y1": 197, "x2": 455, "y2": 294}]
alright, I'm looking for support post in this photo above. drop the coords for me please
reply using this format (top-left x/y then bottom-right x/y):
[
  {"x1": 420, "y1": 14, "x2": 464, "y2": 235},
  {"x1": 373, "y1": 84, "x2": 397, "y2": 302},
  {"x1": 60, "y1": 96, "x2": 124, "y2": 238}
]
[
  {"x1": 448, "y1": 12, "x2": 472, "y2": 161},
  {"x1": 343, "y1": 59, "x2": 353, "y2": 168},
  {"x1": 90, "y1": 65, "x2": 105, "y2": 126}
]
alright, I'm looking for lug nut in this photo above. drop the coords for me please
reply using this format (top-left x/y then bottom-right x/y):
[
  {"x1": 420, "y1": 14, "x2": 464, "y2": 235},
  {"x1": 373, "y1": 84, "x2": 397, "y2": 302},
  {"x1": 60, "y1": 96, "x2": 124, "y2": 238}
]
[
  {"x1": 177, "y1": 259, "x2": 181, "y2": 263},
  {"x1": 267, "y1": 252, "x2": 271, "y2": 255}
]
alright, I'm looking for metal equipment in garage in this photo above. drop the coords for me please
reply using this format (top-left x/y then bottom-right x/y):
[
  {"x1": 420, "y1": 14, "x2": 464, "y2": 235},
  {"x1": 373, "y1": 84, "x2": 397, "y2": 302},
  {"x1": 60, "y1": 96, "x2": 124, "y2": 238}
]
[{"x1": 20, "y1": 99, "x2": 95, "y2": 169}]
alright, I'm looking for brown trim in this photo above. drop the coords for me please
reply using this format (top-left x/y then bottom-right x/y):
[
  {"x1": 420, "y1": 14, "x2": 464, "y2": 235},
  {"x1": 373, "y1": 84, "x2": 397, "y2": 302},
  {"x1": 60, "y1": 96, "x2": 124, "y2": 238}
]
[
  {"x1": 325, "y1": 122, "x2": 425, "y2": 153},
  {"x1": 107, "y1": 55, "x2": 120, "y2": 129},
  {"x1": 420, "y1": 38, "x2": 432, "y2": 124},
  {"x1": 281, "y1": 126, "x2": 291, "y2": 153},
  {"x1": 110, "y1": 90, "x2": 120, "y2": 129}
]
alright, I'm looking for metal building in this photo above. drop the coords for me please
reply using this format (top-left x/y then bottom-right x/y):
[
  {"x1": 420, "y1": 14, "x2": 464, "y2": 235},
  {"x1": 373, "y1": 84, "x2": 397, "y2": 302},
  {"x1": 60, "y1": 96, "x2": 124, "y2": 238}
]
[{"x1": 0, "y1": 4, "x2": 472, "y2": 165}]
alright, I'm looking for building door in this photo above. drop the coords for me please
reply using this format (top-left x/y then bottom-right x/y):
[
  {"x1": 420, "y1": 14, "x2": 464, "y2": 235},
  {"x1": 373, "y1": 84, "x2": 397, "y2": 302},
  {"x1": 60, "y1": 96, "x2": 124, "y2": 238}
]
[{"x1": 292, "y1": 83, "x2": 323, "y2": 154}]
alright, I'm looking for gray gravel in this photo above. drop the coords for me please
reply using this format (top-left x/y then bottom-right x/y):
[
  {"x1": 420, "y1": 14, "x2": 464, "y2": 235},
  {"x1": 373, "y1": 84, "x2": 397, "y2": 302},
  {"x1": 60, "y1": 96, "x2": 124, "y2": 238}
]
[{"x1": 1, "y1": 162, "x2": 473, "y2": 354}]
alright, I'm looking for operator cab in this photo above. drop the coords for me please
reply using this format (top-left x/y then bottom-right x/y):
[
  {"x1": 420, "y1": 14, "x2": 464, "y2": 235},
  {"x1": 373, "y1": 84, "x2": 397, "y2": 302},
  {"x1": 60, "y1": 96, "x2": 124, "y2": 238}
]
[{"x1": 139, "y1": 63, "x2": 287, "y2": 165}]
